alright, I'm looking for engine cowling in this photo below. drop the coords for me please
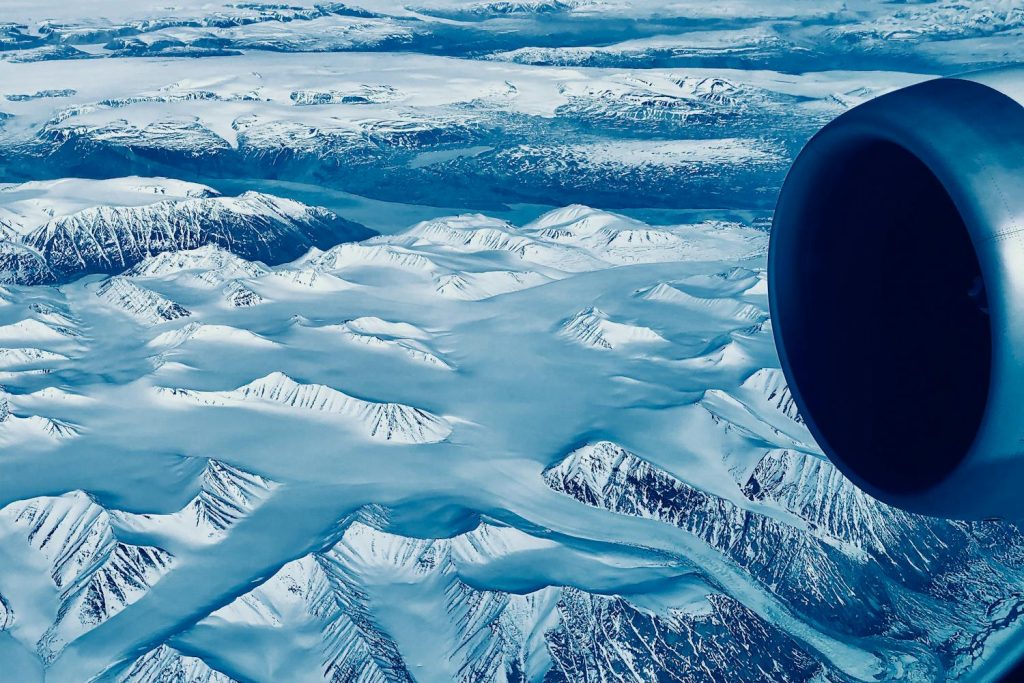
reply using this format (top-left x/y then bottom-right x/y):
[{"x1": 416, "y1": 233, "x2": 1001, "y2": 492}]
[{"x1": 768, "y1": 67, "x2": 1024, "y2": 520}]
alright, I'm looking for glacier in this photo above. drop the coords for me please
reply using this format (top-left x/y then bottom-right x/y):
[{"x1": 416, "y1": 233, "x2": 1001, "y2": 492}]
[
  {"x1": 1, "y1": 206, "x2": 1024, "y2": 681},
  {"x1": 0, "y1": 1, "x2": 1022, "y2": 681}
]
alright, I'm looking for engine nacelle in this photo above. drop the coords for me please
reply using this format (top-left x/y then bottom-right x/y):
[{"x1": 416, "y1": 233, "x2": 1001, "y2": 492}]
[{"x1": 768, "y1": 67, "x2": 1024, "y2": 520}]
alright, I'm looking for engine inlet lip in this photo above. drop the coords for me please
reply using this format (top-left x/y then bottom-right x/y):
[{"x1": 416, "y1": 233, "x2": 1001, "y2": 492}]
[{"x1": 768, "y1": 75, "x2": 1024, "y2": 518}]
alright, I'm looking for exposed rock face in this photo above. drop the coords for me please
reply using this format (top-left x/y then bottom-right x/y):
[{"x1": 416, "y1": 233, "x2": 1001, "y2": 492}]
[
  {"x1": 118, "y1": 645, "x2": 238, "y2": 683},
  {"x1": 1, "y1": 1, "x2": 1023, "y2": 678},
  {"x1": 97, "y1": 278, "x2": 192, "y2": 325},
  {"x1": 159, "y1": 372, "x2": 452, "y2": 444},
  {"x1": 10, "y1": 192, "x2": 374, "y2": 284},
  {"x1": 0, "y1": 492, "x2": 173, "y2": 662},
  {"x1": 198, "y1": 521, "x2": 837, "y2": 682}
]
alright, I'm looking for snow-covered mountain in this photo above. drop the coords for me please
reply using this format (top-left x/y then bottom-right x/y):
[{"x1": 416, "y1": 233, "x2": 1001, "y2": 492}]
[
  {"x1": 0, "y1": 180, "x2": 375, "y2": 285},
  {"x1": 0, "y1": 32, "x2": 928, "y2": 215},
  {"x1": 1, "y1": 1, "x2": 1022, "y2": 681},
  {"x1": 182, "y1": 519, "x2": 841, "y2": 682},
  {"x1": 110, "y1": 460, "x2": 277, "y2": 545},
  {"x1": 0, "y1": 201, "x2": 1023, "y2": 682},
  {"x1": 0, "y1": 491, "x2": 174, "y2": 663},
  {"x1": 158, "y1": 371, "x2": 453, "y2": 444}
]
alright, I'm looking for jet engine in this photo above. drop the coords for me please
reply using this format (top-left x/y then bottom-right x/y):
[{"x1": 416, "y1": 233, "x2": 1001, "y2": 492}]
[{"x1": 768, "y1": 67, "x2": 1024, "y2": 520}]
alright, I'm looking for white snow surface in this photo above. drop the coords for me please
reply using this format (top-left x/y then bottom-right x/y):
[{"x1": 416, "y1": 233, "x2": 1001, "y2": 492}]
[
  {"x1": 0, "y1": 1, "x2": 1023, "y2": 680},
  {"x1": 0, "y1": 203, "x2": 1021, "y2": 682}
]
